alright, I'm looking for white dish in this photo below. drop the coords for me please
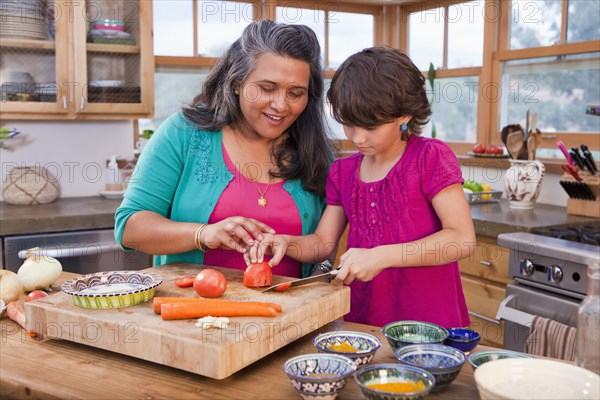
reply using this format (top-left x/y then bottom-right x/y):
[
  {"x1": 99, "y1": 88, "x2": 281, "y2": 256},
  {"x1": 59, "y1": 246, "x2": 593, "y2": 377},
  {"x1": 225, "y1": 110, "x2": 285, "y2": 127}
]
[
  {"x1": 474, "y1": 358, "x2": 600, "y2": 400},
  {"x1": 99, "y1": 190, "x2": 125, "y2": 199},
  {"x1": 89, "y1": 80, "x2": 124, "y2": 88}
]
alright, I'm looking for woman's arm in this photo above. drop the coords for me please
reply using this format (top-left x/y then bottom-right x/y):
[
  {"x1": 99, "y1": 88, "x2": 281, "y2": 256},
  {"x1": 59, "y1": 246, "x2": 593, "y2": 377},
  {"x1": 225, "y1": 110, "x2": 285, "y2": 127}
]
[{"x1": 336, "y1": 183, "x2": 476, "y2": 283}]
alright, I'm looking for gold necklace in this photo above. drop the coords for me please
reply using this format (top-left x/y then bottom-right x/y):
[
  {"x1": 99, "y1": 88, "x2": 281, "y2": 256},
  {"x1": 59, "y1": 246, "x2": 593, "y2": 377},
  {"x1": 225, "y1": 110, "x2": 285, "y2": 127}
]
[{"x1": 233, "y1": 129, "x2": 272, "y2": 207}]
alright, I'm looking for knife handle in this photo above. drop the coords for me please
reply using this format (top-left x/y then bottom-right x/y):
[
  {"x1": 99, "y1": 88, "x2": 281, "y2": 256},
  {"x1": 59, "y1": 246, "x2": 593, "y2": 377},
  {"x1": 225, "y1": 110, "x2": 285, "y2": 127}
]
[
  {"x1": 581, "y1": 145, "x2": 597, "y2": 175},
  {"x1": 570, "y1": 147, "x2": 586, "y2": 170},
  {"x1": 557, "y1": 141, "x2": 574, "y2": 166}
]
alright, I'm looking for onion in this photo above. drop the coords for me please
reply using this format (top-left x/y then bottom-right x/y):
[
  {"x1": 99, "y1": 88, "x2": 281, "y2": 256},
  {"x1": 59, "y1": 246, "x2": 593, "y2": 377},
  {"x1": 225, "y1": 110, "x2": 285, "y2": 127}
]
[
  {"x1": 17, "y1": 256, "x2": 63, "y2": 292},
  {"x1": 0, "y1": 270, "x2": 23, "y2": 304}
]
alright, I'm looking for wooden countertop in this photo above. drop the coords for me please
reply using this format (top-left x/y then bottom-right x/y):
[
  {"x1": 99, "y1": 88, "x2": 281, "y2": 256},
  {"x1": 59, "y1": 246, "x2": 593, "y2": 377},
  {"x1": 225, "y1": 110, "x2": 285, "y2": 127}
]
[
  {"x1": 0, "y1": 273, "x2": 489, "y2": 399},
  {"x1": 1, "y1": 196, "x2": 597, "y2": 238}
]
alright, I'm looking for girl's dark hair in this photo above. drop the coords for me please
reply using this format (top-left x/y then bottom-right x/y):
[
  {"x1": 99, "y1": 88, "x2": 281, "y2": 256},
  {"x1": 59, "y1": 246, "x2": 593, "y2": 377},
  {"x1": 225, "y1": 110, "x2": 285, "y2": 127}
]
[
  {"x1": 327, "y1": 46, "x2": 431, "y2": 136},
  {"x1": 182, "y1": 19, "x2": 331, "y2": 196}
]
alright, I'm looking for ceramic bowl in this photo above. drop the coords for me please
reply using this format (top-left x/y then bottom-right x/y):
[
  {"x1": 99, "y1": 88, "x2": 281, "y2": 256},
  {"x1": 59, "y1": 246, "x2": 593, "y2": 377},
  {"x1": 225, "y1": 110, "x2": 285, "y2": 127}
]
[
  {"x1": 381, "y1": 321, "x2": 448, "y2": 351},
  {"x1": 354, "y1": 363, "x2": 435, "y2": 400},
  {"x1": 443, "y1": 328, "x2": 480, "y2": 353},
  {"x1": 474, "y1": 358, "x2": 600, "y2": 400},
  {"x1": 61, "y1": 271, "x2": 163, "y2": 309},
  {"x1": 394, "y1": 344, "x2": 466, "y2": 392},
  {"x1": 313, "y1": 331, "x2": 381, "y2": 368},
  {"x1": 283, "y1": 353, "x2": 357, "y2": 400},
  {"x1": 468, "y1": 349, "x2": 535, "y2": 371}
]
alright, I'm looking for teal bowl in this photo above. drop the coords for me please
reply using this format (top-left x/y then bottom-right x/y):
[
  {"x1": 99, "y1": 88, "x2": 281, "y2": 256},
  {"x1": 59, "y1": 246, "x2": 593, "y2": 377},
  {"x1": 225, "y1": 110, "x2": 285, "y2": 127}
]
[
  {"x1": 468, "y1": 349, "x2": 536, "y2": 371},
  {"x1": 354, "y1": 363, "x2": 435, "y2": 400},
  {"x1": 382, "y1": 321, "x2": 448, "y2": 352}
]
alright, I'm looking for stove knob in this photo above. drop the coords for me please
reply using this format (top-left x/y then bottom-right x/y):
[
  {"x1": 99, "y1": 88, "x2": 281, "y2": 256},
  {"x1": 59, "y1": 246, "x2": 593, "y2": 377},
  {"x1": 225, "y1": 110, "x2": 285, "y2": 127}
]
[
  {"x1": 550, "y1": 266, "x2": 563, "y2": 283},
  {"x1": 520, "y1": 259, "x2": 534, "y2": 276}
]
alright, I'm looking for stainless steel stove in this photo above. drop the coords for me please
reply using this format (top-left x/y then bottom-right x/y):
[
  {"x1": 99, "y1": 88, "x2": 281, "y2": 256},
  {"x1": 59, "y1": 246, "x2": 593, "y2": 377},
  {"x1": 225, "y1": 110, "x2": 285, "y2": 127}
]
[{"x1": 497, "y1": 225, "x2": 600, "y2": 352}]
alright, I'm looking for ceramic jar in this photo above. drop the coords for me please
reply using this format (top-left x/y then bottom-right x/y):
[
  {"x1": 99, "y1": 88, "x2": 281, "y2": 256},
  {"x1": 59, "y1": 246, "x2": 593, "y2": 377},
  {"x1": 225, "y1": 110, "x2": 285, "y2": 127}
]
[
  {"x1": 2, "y1": 166, "x2": 60, "y2": 205},
  {"x1": 504, "y1": 159, "x2": 545, "y2": 210}
]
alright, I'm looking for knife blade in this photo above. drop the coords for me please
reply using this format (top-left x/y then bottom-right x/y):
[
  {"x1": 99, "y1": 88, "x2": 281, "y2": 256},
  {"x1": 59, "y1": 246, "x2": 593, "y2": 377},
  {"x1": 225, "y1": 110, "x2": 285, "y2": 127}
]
[{"x1": 261, "y1": 270, "x2": 339, "y2": 292}]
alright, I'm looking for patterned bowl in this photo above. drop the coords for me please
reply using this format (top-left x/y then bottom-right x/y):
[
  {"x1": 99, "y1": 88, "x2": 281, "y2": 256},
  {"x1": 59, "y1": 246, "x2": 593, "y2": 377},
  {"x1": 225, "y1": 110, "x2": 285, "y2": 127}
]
[
  {"x1": 61, "y1": 271, "x2": 163, "y2": 309},
  {"x1": 444, "y1": 328, "x2": 480, "y2": 353},
  {"x1": 283, "y1": 353, "x2": 357, "y2": 400},
  {"x1": 313, "y1": 330, "x2": 381, "y2": 368},
  {"x1": 354, "y1": 363, "x2": 435, "y2": 400},
  {"x1": 468, "y1": 349, "x2": 535, "y2": 371},
  {"x1": 381, "y1": 321, "x2": 448, "y2": 352},
  {"x1": 394, "y1": 344, "x2": 466, "y2": 392}
]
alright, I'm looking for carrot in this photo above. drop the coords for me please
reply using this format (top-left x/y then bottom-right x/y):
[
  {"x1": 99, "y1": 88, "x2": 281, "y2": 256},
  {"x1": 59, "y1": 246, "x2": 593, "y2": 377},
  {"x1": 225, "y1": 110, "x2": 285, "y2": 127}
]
[
  {"x1": 161, "y1": 300, "x2": 278, "y2": 320},
  {"x1": 153, "y1": 297, "x2": 282, "y2": 314},
  {"x1": 6, "y1": 301, "x2": 37, "y2": 338}
]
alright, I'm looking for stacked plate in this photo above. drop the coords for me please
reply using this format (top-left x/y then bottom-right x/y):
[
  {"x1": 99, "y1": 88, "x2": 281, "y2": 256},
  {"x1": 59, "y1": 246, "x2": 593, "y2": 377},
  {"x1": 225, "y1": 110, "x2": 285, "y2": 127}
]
[
  {"x1": 0, "y1": 71, "x2": 36, "y2": 94},
  {"x1": 0, "y1": 0, "x2": 49, "y2": 40}
]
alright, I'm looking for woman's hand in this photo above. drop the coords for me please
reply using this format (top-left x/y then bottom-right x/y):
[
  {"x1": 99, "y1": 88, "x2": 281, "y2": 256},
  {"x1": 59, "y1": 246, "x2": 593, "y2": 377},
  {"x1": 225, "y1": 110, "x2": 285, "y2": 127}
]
[
  {"x1": 335, "y1": 247, "x2": 386, "y2": 284},
  {"x1": 244, "y1": 233, "x2": 290, "y2": 266},
  {"x1": 201, "y1": 217, "x2": 275, "y2": 253}
]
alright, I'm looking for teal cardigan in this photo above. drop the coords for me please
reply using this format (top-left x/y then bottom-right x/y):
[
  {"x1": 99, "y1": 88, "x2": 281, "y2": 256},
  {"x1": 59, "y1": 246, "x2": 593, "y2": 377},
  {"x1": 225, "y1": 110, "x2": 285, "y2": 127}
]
[{"x1": 114, "y1": 112, "x2": 326, "y2": 277}]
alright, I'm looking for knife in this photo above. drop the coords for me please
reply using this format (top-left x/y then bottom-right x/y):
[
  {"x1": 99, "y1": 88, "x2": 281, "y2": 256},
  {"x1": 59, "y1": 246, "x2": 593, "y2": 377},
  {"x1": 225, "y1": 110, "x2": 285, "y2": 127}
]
[
  {"x1": 261, "y1": 270, "x2": 339, "y2": 292},
  {"x1": 570, "y1": 147, "x2": 586, "y2": 171},
  {"x1": 580, "y1": 144, "x2": 597, "y2": 175},
  {"x1": 556, "y1": 141, "x2": 574, "y2": 166}
]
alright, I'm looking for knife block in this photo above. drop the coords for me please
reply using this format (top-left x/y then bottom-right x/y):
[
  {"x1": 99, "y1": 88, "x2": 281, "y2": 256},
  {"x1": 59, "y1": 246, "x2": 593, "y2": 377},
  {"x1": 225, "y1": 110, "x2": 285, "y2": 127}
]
[{"x1": 563, "y1": 169, "x2": 600, "y2": 218}]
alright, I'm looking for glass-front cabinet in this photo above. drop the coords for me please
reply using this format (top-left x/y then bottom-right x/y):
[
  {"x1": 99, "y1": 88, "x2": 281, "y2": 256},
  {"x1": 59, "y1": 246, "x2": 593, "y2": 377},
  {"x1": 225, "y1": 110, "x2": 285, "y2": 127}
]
[{"x1": 0, "y1": 0, "x2": 154, "y2": 119}]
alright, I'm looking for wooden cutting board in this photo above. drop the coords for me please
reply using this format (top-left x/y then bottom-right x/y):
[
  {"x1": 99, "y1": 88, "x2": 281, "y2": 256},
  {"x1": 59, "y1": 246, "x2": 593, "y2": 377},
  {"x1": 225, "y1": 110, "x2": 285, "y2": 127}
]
[{"x1": 25, "y1": 263, "x2": 350, "y2": 379}]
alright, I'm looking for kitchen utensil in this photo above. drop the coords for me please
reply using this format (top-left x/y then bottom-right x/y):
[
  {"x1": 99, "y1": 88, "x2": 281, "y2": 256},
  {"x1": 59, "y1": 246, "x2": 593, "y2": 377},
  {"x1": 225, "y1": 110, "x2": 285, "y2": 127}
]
[
  {"x1": 570, "y1": 147, "x2": 586, "y2": 170},
  {"x1": 580, "y1": 144, "x2": 597, "y2": 175},
  {"x1": 530, "y1": 112, "x2": 537, "y2": 135},
  {"x1": 500, "y1": 124, "x2": 522, "y2": 159},
  {"x1": 561, "y1": 164, "x2": 582, "y2": 181},
  {"x1": 506, "y1": 130, "x2": 524, "y2": 159},
  {"x1": 261, "y1": 270, "x2": 338, "y2": 292},
  {"x1": 525, "y1": 109, "x2": 530, "y2": 140},
  {"x1": 527, "y1": 135, "x2": 537, "y2": 160},
  {"x1": 556, "y1": 141, "x2": 574, "y2": 165}
]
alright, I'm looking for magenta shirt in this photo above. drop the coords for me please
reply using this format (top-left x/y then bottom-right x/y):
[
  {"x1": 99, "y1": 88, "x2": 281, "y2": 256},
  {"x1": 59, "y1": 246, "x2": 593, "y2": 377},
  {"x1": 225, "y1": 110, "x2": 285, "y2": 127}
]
[
  {"x1": 327, "y1": 135, "x2": 470, "y2": 328},
  {"x1": 204, "y1": 145, "x2": 303, "y2": 278}
]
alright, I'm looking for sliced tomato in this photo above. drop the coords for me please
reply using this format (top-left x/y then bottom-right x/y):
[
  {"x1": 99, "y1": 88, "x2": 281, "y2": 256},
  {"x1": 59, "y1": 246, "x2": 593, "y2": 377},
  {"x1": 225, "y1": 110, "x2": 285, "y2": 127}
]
[
  {"x1": 175, "y1": 276, "x2": 195, "y2": 288},
  {"x1": 243, "y1": 262, "x2": 272, "y2": 288},
  {"x1": 274, "y1": 282, "x2": 292, "y2": 292}
]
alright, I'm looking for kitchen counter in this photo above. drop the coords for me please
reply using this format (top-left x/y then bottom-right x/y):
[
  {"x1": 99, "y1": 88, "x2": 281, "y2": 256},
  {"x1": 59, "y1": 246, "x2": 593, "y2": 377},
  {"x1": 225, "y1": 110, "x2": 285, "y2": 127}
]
[
  {"x1": 1, "y1": 273, "x2": 489, "y2": 399},
  {"x1": 0, "y1": 196, "x2": 596, "y2": 238},
  {"x1": 0, "y1": 196, "x2": 121, "y2": 236}
]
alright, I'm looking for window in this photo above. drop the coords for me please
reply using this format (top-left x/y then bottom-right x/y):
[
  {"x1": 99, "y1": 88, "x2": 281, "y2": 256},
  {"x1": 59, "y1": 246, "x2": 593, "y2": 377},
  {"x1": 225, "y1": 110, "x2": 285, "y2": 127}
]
[
  {"x1": 153, "y1": 0, "x2": 194, "y2": 56},
  {"x1": 407, "y1": 1, "x2": 484, "y2": 143},
  {"x1": 197, "y1": 0, "x2": 254, "y2": 57}
]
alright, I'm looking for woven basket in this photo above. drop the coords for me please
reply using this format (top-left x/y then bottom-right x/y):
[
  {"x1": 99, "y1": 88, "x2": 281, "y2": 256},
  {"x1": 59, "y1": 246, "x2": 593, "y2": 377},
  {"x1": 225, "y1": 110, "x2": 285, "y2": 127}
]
[{"x1": 2, "y1": 166, "x2": 60, "y2": 205}]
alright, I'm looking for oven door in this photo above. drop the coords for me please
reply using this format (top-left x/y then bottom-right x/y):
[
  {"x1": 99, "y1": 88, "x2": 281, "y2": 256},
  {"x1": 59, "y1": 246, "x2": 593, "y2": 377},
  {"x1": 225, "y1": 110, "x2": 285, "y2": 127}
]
[
  {"x1": 3, "y1": 229, "x2": 150, "y2": 275},
  {"x1": 503, "y1": 283, "x2": 580, "y2": 352}
]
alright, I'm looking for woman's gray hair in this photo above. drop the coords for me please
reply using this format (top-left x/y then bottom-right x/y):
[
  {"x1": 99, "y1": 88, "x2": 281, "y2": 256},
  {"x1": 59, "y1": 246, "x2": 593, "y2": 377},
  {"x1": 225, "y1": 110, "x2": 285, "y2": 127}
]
[{"x1": 183, "y1": 19, "x2": 331, "y2": 196}]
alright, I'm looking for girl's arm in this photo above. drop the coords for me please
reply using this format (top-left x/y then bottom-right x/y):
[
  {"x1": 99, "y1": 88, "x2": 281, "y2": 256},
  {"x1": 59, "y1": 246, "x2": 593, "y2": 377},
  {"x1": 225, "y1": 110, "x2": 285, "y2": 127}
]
[
  {"x1": 336, "y1": 183, "x2": 476, "y2": 283},
  {"x1": 249, "y1": 205, "x2": 348, "y2": 265}
]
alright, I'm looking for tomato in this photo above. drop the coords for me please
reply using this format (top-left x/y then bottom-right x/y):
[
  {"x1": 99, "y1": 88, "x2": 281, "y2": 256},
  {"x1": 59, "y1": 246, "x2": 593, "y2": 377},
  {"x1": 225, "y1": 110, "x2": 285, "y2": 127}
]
[
  {"x1": 472, "y1": 143, "x2": 486, "y2": 154},
  {"x1": 485, "y1": 145, "x2": 504, "y2": 155},
  {"x1": 25, "y1": 290, "x2": 49, "y2": 302},
  {"x1": 175, "y1": 276, "x2": 195, "y2": 288},
  {"x1": 193, "y1": 269, "x2": 227, "y2": 298},
  {"x1": 274, "y1": 282, "x2": 292, "y2": 292},
  {"x1": 243, "y1": 262, "x2": 272, "y2": 288}
]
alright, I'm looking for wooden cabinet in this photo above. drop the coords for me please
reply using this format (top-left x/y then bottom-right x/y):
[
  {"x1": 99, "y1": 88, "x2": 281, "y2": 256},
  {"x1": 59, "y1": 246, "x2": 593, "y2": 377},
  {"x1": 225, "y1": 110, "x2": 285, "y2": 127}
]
[
  {"x1": 459, "y1": 235, "x2": 513, "y2": 348},
  {"x1": 0, "y1": 0, "x2": 153, "y2": 120}
]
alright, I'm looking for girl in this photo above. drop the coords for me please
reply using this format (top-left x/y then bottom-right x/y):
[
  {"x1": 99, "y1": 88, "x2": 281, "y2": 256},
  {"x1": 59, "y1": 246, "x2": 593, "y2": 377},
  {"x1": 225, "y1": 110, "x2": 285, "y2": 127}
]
[{"x1": 251, "y1": 47, "x2": 475, "y2": 327}]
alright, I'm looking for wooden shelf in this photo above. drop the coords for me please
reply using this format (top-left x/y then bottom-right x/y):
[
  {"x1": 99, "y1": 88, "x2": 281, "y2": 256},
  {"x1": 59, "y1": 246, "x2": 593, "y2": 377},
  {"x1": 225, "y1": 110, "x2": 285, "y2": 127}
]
[
  {"x1": 0, "y1": 38, "x2": 55, "y2": 50},
  {"x1": 86, "y1": 43, "x2": 140, "y2": 54}
]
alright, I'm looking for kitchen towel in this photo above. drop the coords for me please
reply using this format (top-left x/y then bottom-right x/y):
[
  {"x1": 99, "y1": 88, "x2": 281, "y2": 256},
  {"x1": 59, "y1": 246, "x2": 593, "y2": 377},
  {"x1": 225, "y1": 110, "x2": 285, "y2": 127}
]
[{"x1": 524, "y1": 316, "x2": 576, "y2": 361}]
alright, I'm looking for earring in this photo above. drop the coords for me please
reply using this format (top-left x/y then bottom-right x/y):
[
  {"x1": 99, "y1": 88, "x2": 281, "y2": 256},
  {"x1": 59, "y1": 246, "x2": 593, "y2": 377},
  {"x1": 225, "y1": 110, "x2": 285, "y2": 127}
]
[
  {"x1": 401, "y1": 122, "x2": 408, "y2": 132},
  {"x1": 234, "y1": 89, "x2": 239, "y2": 95},
  {"x1": 400, "y1": 122, "x2": 409, "y2": 141}
]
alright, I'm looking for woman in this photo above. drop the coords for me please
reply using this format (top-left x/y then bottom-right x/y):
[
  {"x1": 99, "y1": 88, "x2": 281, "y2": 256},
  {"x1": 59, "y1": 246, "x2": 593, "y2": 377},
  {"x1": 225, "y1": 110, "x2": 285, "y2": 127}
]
[{"x1": 115, "y1": 20, "x2": 332, "y2": 278}]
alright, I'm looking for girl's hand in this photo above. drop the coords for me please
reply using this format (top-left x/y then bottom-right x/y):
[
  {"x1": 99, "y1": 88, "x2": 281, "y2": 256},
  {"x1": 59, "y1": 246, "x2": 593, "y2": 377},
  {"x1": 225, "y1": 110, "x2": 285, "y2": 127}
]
[
  {"x1": 202, "y1": 217, "x2": 275, "y2": 253},
  {"x1": 244, "y1": 233, "x2": 290, "y2": 266},
  {"x1": 335, "y1": 248, "x2": 385, "y2": 284}
]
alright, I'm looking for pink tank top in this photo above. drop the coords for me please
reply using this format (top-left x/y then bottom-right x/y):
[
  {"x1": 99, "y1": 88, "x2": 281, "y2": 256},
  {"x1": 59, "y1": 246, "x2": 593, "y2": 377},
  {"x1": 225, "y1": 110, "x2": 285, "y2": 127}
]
[{"x1": 203, "y1": 144, "x2": 303, "y2": 278}]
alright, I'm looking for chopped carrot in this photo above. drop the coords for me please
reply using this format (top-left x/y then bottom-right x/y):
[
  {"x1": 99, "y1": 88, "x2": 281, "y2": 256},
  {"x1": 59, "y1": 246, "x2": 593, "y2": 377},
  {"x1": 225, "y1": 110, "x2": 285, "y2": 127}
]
[
  {"x1": 161, "y1": 300, "x2": 278, "y2": 320},
  {"x1": 153, "y1": 297, "x2": 282, "y2": 314}
]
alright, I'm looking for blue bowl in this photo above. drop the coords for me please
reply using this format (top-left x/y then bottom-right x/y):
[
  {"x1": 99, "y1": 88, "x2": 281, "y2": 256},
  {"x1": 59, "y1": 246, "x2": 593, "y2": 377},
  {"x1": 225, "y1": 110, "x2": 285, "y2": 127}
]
[
  {"x1": 382, "y1": 321, "x2": 448, "y2": 352},
  {"x1": 283, "y1": 353, "x2": 357, "y2": 399},
  {"x1": 444, "y1": 328, "x2": 480, "y2": 353},
  {"x1": 394, "y1": 344, "x2": 466, "y2": 392},
  {"x1": 313, "y1": 330, "x2": 381, "y2": 368},
  {"x1": 355, "y1": 363, "x2": 435, "y2": 400},
  {"x1": 468, "y1": 349, "x2": 536, "y2": 371}
]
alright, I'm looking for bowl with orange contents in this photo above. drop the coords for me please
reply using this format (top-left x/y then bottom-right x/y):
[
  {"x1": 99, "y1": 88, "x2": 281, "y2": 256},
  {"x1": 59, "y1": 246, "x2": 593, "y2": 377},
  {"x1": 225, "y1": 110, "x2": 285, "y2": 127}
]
[
  {"x1": 355, "y1": 363, "x2": 435, "y2": 400},
  {"x1": 313, "y1": 331, "x2": 382, "y2": 367}
]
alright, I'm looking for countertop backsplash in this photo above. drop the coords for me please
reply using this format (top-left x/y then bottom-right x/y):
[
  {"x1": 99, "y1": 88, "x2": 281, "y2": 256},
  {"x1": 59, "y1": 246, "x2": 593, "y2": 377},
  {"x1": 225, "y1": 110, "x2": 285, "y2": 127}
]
[{"x1": 1, "y1": 119, "x2": 135, "y2": 201}]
